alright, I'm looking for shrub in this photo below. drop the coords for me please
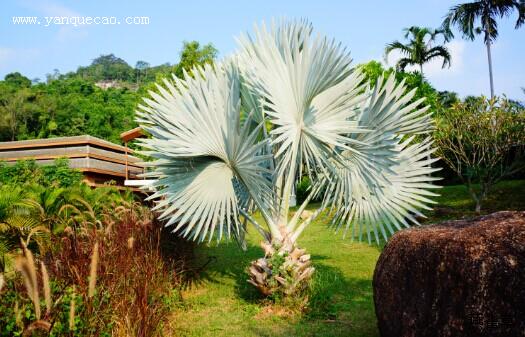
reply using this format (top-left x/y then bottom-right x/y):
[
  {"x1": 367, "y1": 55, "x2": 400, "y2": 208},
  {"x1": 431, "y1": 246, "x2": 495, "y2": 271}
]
[
  {"x1": 0, "y1": 181, "x2": 141, "y2": 263},
  {"x1": 0, "y1": 206, "x2": 181, "y2": 337},
  {"x1": 0, "y1": 159, "x2": 82, "y2": 188}
]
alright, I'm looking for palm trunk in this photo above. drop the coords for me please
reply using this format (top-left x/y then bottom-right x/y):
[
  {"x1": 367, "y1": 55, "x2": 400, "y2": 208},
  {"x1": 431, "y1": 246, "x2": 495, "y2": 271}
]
[
  {"x1": 486, "y1": 41, "x2": 495, "y2": 99},
  {"x1": 248, "y1": 230, "x2": 314, "y2": 298},
  {"x1": 248, "y1": 171, "x2": 318, "y2": 298},
  {"x1": 419, "y1": 63, "x2": 432, "y2": 168}
]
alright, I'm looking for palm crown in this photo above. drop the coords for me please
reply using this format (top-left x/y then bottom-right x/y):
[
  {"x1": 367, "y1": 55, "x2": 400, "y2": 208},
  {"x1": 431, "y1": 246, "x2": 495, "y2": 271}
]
[
  {"x1": 441, "y1": 0, "x2": 525, "y2": 98},
  {"x1": 137, "y1": 20, "x2": 440, "y2": 251},
  {"x1": 385, "y1": 26, "x2": 451, "y2": 76},
  {"x1": 442, "y1": 0, "x2": 525, "y2": 43}
]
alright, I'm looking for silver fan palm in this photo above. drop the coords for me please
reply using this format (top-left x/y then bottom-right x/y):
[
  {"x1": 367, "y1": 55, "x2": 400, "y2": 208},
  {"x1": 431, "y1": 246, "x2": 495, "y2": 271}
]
[{"x1": 137, "y1": 19, "x2": 439, "y2": 296}]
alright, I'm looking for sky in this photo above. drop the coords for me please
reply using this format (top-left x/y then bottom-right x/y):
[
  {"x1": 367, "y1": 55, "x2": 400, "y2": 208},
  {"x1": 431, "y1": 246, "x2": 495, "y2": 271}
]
[{"x1": 1, "y1": 0, "x2": 524, "y2": 99}]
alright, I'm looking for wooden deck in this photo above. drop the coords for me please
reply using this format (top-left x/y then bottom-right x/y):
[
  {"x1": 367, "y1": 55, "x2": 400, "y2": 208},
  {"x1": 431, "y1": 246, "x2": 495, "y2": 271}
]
[{"x1": 0, "y1": 135, "x2": 145, "y2": 187}]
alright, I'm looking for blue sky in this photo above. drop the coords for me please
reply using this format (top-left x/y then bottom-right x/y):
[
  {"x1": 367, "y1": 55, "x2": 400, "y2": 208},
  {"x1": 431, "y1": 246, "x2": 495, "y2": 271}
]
[{"x1": 1, "y1": 0, "x2": 524, "y2": 99}]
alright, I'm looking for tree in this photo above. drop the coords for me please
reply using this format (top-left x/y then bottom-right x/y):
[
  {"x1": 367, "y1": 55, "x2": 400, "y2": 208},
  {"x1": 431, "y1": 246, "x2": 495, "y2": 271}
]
[
  {"x1": 434, "y1": 97, "x2": 525, "y2": 212},
  {"x1": 137, "y1": 42, "x2": 219, "y2": 96},
  {"x1": 138, "y1": 20, "x2": 439, "y2": 297},
  {"x1": 442, "y1": 0, "x2": 525, "y2": 99},
  {"x1": 173, "y1": 41, "x2": 218, "y2": 78},
  {"x1": 135, "y1": 60, "x2": 150, "y2": 85},
  {"x1": 4, "y1": 72, "x2": 31, "y2": 88},
  {"x1": 385, "y1": 26, "x2": 451, "y2": 76},
  {"x1": 0, "y1": 84, "x2": 32, "y2": 141},
  {"x1": 77, "y1": 54, "x2": 134, "y2": 82}
]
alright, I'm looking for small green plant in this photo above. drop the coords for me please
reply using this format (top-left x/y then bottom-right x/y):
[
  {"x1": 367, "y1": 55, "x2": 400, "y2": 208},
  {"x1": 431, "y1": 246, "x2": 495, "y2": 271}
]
[{"x1": 0, "y1": 158, "x2": 82, "y2": 188}]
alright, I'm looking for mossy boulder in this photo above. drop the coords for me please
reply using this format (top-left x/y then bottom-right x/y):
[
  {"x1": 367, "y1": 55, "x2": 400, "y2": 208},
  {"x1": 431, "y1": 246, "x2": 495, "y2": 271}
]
[{"x1": 373, "y1": 211, "x2": 525, "y2": 337}]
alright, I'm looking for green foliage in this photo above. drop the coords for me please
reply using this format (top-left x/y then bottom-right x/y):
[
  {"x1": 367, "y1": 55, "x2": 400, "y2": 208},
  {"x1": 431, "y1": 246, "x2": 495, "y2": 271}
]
[
  {"x1": 357, "y1": 60, "x2": 440, "y2": 113},
  {"x1": 0, "y1": 161, "x2": 139, "y2": 263},
  {"x1": 438, "y1": 90, "x2": 460, "y2": 108},
  {"x1": 0, "y1": 41, "x2": 218, "y2": 143},
  {"x1": 173, "y1": 41, "x2": 218, "y2": 78},
  {"x1": 295, "y1": 176, "x2": 311, "y2": 204},
  {"x1": 138, "y1": 41, "x2": 218, "y2": 95},
  {"x1": 41, "y1": 159, "x2": 83, "y2": 187},
  {"x1": 266, "y1": 252, "x2": 287, "y2": 297},
  {"x1": 32, "y1": 78, "x2": 139, "y2": 142},
  {"x1": 0, "y1": 81, "x2": 33, "y2": 141},
  {"x1": 0, "y1": 179, "x2": 176, "y2": 336},
  {"x1": 0, "y1": 77, "x2": 140, "y2": 142},
  {"x1": 0, "y1": 280, "x2": 108, "y2": 337},
  {"x1": 0, "y1": 185, "x2": 42, "y2": 268},
  {"x1": 434, "y1": 97, "x2": 525, "y2": 211},
  {"x1": 76, "y1": 54, "x2": 134, "y2": 82},
  {"x1": 0, "y1": 159, "x2": 82, "y2": 188},
  {"x1": 4, "y1": 72, "x2": 31, "y2": 88}
]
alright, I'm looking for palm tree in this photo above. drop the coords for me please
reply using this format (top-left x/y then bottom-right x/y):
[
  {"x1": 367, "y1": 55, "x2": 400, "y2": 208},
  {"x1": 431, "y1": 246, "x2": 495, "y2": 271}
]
[
  {"x1": 137, "y1": 20, "x2": 440, "y2": 297},
  {"x1": 442, "y1": 0, "x2": 525, "y2": 99},
  {"x1": 0, "y1": 186, "x2": 49, "y2": 272},
  {"x1": 385, "y1": 26, "x2": 451, "y2": 77}
]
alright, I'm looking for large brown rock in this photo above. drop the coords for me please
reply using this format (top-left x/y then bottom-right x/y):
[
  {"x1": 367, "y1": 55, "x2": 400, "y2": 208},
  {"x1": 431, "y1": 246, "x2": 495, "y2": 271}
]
[{"x1": 373, "y1": 211, "x2": 525, "y2": 337}]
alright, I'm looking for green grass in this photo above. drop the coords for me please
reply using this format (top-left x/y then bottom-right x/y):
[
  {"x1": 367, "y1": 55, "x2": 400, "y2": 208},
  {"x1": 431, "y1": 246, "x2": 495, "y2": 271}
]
[
  {"x1": 169, "y1": 180, "x2": 525, "y2": 337},
  {"x1": 424, "y1": 179, "x2": 525, "y2": 223}
]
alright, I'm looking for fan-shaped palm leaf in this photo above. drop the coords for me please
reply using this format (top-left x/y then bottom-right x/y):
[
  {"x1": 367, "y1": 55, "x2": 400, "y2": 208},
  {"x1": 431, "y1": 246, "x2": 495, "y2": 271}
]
[
  {"x1": 317, "y1": 74, "x2": 439, "y2": 243},
  {"x1": 237, "y1": 20, "x2": 368, "y2": 183},
  {"x1": 137, "y1": 63, "x2": 275, "y2": 242},
  {"x1": 328, "y1": 137, "x2": 440, "y2": 244}
]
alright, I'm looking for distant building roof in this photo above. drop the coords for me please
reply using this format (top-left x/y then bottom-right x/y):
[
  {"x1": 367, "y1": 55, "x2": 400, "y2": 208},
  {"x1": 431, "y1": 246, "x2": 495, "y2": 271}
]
[{"x1": 0, "y1": 135, "x2": 132, "y2": 154}]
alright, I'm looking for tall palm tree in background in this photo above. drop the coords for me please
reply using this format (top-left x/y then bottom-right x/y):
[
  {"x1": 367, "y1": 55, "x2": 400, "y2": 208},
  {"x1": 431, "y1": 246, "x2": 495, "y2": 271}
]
[
  {"x1": 385, "y1": 26, "x2": 451, "y2": 77},
  {"x1": 442, "y1": 0, "x2": 525, "y2": 99}
]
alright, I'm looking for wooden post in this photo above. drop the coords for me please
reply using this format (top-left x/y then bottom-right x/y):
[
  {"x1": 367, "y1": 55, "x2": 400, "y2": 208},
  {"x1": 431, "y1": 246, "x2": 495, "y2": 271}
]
[{"x1": 125, "y1": 142, "x2": 129, "y2": 180}]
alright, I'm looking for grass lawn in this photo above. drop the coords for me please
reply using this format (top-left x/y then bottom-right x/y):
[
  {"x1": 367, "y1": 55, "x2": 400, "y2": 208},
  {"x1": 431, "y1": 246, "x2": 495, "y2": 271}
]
[{"x1": 169, "y1": 180, "x2": 525, "y2": 337}]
